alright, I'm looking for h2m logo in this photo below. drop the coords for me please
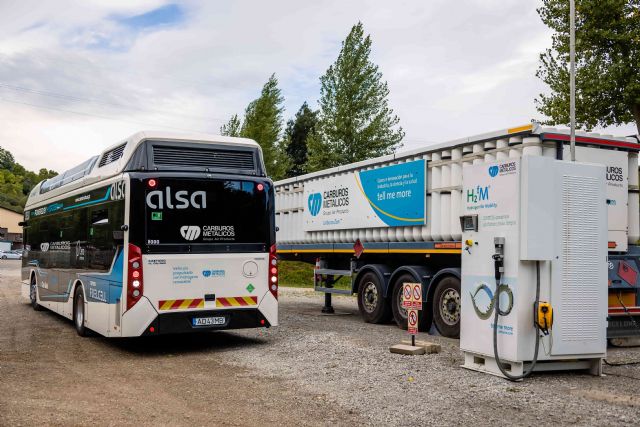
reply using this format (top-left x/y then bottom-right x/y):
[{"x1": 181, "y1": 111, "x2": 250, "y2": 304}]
[
  {"x1": 466, "y1": 186, "x2": 490, "y2": 203},
  {"x1": 180, "y1": 226, "x2": 201, "y2": 241}
]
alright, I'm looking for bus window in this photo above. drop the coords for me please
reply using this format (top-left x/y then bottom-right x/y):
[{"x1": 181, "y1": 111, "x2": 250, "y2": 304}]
[
  {"x1": 87, "y1": 208, "x2": 114, "y2": 271},
  {"x1": 91, "y1": 209, "x2": 109, "y2": 226},
  {"x1": 144, "y1": 178, "x2": 270, "y2": 251}
]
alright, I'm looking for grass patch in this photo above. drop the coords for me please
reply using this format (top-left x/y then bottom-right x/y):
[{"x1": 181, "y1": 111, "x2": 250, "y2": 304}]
[{"x1": 279, "y1": 260, "x2": 352, "y2": 290}]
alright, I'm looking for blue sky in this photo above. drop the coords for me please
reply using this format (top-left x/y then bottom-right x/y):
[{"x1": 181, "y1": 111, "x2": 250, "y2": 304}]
[
  {"x1": 116, "y1": 3, "x2": 184, "y2": 30},
  {"x1": 0, "y1": 0, "x2": 636, "y2": 172}
]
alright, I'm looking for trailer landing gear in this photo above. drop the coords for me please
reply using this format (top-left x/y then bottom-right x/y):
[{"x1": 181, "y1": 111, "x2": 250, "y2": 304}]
[
  {"x1": 314, "y1": 257, "x2": 352, "y2": 315},
  {"x1": 322, "y1": 292, "x2": 335, "y2": 314}
]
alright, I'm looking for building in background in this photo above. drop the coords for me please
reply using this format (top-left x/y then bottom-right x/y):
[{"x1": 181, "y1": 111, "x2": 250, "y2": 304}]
[{"x1": 0, "y1": 206, "x2": 23, "y2": 250}]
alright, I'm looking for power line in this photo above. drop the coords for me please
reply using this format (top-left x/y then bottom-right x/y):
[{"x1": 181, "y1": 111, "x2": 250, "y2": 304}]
[
  {"x1": 0, "y1": 97, "x2": 219, "y2": 134},
  {"x1": 0, "y1": 83, "x2": 229, "y2": 123}
]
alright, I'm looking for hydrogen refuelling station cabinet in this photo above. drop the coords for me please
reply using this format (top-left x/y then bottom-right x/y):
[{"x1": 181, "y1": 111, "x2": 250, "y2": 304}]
[{"x1": 460, "y1": 156, "x2": 607, "y2": 379}]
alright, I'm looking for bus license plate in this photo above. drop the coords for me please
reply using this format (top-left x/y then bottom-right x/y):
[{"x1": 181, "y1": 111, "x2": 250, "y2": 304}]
[{"x1": 192, "y1": 316, "x2": 225, "y2": 326}]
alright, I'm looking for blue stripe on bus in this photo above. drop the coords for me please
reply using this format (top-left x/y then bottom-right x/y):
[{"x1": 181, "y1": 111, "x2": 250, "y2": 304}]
[
  {"x1": 63, "y1": 186, "x2": 111, "y2": 211},
  {"x1": 78, "y1": 248, "x2": 124, "y2": 304}
]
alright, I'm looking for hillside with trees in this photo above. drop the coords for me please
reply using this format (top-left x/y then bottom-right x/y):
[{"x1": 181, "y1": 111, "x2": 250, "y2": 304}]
[{"x1": 0, "y1": 147, "x2": 57, "y2": 213}]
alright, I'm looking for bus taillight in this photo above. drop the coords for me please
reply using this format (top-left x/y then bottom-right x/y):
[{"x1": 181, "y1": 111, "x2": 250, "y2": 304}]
[
  {"x1": 269, "y1": 244, "x2": 278, "y2": 299},
  {"x1": 127, "y1": 243, "x2": 144, "y2": 310}
]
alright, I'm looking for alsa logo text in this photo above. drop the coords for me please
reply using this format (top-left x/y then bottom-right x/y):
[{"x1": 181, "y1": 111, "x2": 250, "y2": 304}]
[
  {"x1": 466, "y1": 186, "x2": 490, "y2": 203},
  {"x1": 146, "y1": 187, "x2": 207, "y2": 210},
  {"x1": 110, "y1": 181, "x2": 125, "y2": 201},
  {"x1": 180, "y1": 226, "x2": 201, "y2": 241}
]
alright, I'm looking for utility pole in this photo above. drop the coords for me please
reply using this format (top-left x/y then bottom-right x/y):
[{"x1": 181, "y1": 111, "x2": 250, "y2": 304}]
[{"x1": 570, "y1": 0, "x2": 576, "y2": 161}]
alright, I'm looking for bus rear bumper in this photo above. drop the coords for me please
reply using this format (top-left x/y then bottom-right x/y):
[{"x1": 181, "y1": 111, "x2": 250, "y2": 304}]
[{"x1": 141, "y1": 308, "x2": 272, "y2": 336}]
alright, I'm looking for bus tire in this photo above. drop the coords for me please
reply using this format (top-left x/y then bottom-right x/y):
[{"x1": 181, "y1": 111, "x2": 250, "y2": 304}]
[
  {"x1": 432, "y1": 276, "x2": 461, "y2": 339},
  {"x1": 74, "y1": 286, "x2": 89, "y2": 337},
  {"x1": 391, "y1": 274, "x2": 413, "y2": 329},
  {"x1": 357, "y1": 271, "x2": 391, "y2": 324},
  {"x1": 30, "y1": 274, "x2": 42, "y2": 311}
]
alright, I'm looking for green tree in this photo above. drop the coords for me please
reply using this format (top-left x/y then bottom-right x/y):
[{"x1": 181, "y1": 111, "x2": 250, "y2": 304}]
[
  {"x1": 0, "y1": 148, "x2": 15, "y2": 170},
  {"x1": 240, "y1": 74, "x2": 287, "y2": 179},
  {"x1": 283, "y1": 102, "x2": 318, "y2": 177},
  {"x1": 307, "y1": 22, "x2": 404, "y2": 171},
  {"x1": 0, "y1": 147, "x2": 57, "y2": 213},
  {"x1": 220, "y1": 114, "x2": 242, "y2": 137},
  {"x1": 536, "y1": 0, "x2": 640, "y2": 133}
]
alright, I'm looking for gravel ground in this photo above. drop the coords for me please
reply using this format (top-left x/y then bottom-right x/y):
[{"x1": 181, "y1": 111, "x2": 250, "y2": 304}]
[{"x1": 2, "y1": 259, "x2": 640, "y2": 426}]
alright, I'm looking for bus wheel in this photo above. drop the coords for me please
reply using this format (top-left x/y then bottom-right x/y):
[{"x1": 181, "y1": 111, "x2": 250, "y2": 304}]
[
  {"x1": 432, "y1": 276, "x2": 461, "y2": 338},
  {"x1": 30, "y1": 275, "x2": 42, "y2": 311},
  {"x1": 357, "y1": 272, "x2": 391, "y2": 324},
  {"x1": 391, "y1": 274, "x2": 412, "y2": 329},
  {"x1": 74, "y1": 286, "x2": 89, "y2": 337}
]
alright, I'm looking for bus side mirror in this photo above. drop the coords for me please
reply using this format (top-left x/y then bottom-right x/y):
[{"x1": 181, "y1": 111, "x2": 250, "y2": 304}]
[
  {"x1": 121, "y1": 224, "x2": 129, "y2": 231},
  {"x1": 18, "y1": 221, "x2": 27, "y2": 227}
]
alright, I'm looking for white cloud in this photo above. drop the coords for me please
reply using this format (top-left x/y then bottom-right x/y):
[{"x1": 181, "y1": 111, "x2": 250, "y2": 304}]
[{"x1": 0, "y1": 0, "x2": 636, "y2": 174}]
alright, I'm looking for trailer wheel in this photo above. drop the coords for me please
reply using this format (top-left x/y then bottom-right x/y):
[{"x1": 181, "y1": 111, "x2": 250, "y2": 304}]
[
  {"x1": 357, "y1": 272, "x2": 391, "y2": 324},
  {"x1": 391, "y1": 274, "x2": 412, "y2": 328},
  {"x1": 74, "y1": 286, "x2": 89, "y2": 337},
  {"x1": 432, "y1": 276, "x2": 461, "y2": 338}
]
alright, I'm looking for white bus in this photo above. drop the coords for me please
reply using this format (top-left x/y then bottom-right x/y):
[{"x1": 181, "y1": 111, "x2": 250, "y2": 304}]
[{"x1": 21, "y1": 131, "x2": 278, "y2": 337}]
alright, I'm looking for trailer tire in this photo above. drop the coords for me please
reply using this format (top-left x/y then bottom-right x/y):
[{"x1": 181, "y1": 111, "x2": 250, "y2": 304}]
[
  {"x1": 357, "y1": 272, "x2": 391, "y2": 324},
  {"x1": 432, "y1": 276, "x2": 461, "y2": 338},
  {"x1": 391, "y1": 274, "x2": 412, "y2": 329}
]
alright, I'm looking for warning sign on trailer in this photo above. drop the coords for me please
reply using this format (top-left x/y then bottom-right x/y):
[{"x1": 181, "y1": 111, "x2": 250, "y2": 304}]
[
  {"x1": 402, "y1": 283, "x2": 422, "y2": 309},
  {"x1": 408, "y1": 309, "x2": 418, "y2": 335},
  {"x1": 402, "y1": 284, "x2": 413, "y2": 308},
  {"x1": 412, "y1": 283, "x2": 422, "y2": 310}
]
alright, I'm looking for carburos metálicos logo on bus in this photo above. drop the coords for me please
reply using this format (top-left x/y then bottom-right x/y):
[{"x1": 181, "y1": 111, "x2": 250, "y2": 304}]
[{"x1": 180, "y1": 226, "x2": 201, "y2": 241}]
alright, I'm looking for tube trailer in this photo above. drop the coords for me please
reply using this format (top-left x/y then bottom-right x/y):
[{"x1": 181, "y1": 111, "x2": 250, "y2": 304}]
[{"x1": 274, "y1": 123, "x2": 640, "y2": 339}]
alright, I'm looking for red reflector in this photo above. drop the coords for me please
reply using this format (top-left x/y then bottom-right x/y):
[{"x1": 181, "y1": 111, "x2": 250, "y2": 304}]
[
  {"x1": 260, "y1": 319, "x2": 265, "y2": 325},
  {"x1": 148, "y1": 179, "x2": 157, "y2": 188},
  {"x1": 618, "y1": 261, "x2": 638, "y2": 286},
  {"x1": 149, "y1": 326, "x2": 155, "y2": 333},
  {"x1": 257, "y1": 183, "x2": 264, "y2": 191},
  {"x1": 353, "y1": 239, "x2": 364, "y2": 258},
  {"x1": 608, "y1": 241, "x2": 617, "y2": 248}
]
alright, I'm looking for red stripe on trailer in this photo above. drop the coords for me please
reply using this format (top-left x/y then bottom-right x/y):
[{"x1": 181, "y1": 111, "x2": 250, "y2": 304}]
[
  {"x1": 542, "y1": 133, "x2": 640, "y2": 151},
  {"x1": 218, "y1": 298, "x2": 231, "y2": 307},
  {"x1": 236, "y1": 297, "x2": 248, "y2": 306},
  {"x1": 609, "y1": 307, "x2": 640, "y2": 314},
  {"x1": 171, "y1": 299, "x2": 185, "y2": 310}
]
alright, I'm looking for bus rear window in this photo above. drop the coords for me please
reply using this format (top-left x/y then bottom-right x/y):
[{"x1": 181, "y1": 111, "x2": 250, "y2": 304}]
[{"x1": 144, "y1": 178, "x2": 269, "y2": 246}]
